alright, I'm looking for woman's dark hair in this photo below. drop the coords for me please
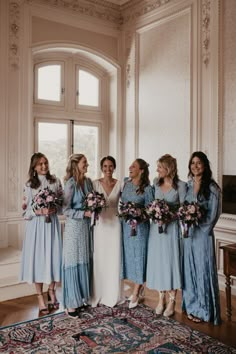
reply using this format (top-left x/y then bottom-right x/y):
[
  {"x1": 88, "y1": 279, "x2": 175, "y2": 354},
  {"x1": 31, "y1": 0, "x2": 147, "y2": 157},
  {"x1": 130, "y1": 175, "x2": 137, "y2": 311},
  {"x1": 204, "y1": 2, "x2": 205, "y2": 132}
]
[
  {"x1": 136, "y1": 158, "x2": 150, "y2": 194},
  {"x1": 188, "y1": 151, "x2": 219, "y2": 200},
  {"x1": 157, "y1": 154, "x2": 179, "y2": 189},
  {"x1": 27, "y1": 152, "x2": 56, "y2": 189},
  {"x1": 100, "y1": 156, "x2": 116, "y2": 170}
]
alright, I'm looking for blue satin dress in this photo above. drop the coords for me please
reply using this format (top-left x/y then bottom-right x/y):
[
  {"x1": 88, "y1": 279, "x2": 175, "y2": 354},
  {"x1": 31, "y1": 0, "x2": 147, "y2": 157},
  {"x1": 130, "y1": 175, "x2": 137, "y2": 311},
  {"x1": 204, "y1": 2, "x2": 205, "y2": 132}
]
[
  {"x1": 121, "y1": 179, "x2": 154, "y2": 284},
  {"x1": 182, "y1": 180, "x2": 221, "y2": 325},
  {"x1": 146, "y1": 180, "x2": 187, "y2": 291}
]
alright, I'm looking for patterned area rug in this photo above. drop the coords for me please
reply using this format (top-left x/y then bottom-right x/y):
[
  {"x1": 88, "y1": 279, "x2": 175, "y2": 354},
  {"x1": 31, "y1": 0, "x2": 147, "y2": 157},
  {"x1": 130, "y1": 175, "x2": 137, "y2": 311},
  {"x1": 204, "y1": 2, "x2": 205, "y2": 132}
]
[{"x1": 0, "y1": 303, "x2": 235, "y2": 353}]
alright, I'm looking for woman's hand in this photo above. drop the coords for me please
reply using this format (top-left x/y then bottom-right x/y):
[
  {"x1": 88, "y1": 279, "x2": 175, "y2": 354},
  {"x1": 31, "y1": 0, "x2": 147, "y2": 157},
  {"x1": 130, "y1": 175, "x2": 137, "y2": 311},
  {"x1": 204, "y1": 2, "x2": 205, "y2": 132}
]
[
  {"x1": 84, "y1": 210, "x2": 92, "y2": 218},
  {"x1": 35, "y1": 207, "x2": 56, "y2": 216}
]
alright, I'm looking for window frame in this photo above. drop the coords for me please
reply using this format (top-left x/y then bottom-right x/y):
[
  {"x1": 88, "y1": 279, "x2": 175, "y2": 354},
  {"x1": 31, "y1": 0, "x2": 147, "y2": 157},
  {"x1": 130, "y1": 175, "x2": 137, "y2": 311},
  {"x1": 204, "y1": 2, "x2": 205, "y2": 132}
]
[
  {"x1": 33, "y1": 53, "x2": 109, "y2": 180},
  {"x1": 34, "y1": 117, "x2": 102, "y2": 180},
  {"x1": 34, "y1": 60, "x2": 65, "y2": 107},
  {"x1": 75, "y1": 64, "x2": 102, "y2": 112}
]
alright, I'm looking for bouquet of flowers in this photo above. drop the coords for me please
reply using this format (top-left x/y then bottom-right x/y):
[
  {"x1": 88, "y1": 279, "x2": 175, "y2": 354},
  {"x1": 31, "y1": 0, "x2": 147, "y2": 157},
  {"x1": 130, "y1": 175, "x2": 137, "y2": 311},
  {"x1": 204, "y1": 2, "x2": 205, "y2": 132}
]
[
  {"x1": 31, "y1": 187, "x2": 62, "y2": 223},
  {"x1": 177, "y1": 201, "x2": 205, "y2": 238},
  {"x1": 82, "y1": 191, "x2": 107, "y2": 225},
  {"x1": 146, "y1": 199, "x2": 175, "y2": 234},
  {"x1": 118, "y1": 201, "x2": 148, "y2": 236}
]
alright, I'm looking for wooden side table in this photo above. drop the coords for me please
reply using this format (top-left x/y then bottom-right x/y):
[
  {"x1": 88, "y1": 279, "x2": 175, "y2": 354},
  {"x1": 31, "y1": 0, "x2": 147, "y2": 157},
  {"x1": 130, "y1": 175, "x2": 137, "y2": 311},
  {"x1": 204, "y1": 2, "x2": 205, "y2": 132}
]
[{"x1": 220, "y1": 243, "x2": 236, "y2": 320}]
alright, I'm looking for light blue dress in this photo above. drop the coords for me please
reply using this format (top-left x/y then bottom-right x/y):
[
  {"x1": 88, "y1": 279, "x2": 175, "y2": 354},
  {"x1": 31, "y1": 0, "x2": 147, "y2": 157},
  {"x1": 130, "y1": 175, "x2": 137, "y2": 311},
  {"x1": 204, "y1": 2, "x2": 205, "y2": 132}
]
[
  {"x1": 182, "y1": 180, "x2": 221, "y2": 325},
  {"x1": 62, "y1": 177, "x2": 93, "y2": 309},
  {"x1": 121, "y1": 179, "x2": 154, "y2": 284},
  {"x1": 146, "y1": 180, "x2": 187, "y2": 291},
  {"x1": 20, "y1": 175, "x2": 63, "y2": 284}
]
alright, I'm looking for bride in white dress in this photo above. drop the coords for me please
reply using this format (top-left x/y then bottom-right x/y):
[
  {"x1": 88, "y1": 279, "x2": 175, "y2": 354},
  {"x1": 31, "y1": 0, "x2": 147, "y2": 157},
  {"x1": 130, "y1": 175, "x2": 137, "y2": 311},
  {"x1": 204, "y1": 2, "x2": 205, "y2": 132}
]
[{"x1": 91, "y1": 156, "x2": 122, "y2": 307}]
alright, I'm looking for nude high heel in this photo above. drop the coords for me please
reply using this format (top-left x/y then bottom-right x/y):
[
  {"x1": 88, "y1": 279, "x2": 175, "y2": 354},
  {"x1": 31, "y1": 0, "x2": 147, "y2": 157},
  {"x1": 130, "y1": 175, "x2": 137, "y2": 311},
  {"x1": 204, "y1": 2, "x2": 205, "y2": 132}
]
[
  {"x1": 155, "y1": 291, "x2": 166, "y2": 315},
  {"x1": 163, "y1": 292, "x2": 176, "y2": 317}
]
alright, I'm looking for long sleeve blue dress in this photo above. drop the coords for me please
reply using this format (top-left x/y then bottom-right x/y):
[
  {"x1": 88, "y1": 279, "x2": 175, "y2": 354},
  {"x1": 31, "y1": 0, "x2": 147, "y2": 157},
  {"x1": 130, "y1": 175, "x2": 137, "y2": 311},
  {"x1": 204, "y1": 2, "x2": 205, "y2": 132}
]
[
  {"x1": 146, "y1": 180, "x2": 187, "y2": 291},
  {"x1": 182, "y1": 180, "x2": 221, "y2": 325},
  {"x1": 62, "y1": 177, "x2": 93, "y2": 309},
  {"x1": 20, "y1": 175, "x2": 63, "y2": 284},
  {"x1": 121, "y1": 179, "x2": 154, "y2": 284}
]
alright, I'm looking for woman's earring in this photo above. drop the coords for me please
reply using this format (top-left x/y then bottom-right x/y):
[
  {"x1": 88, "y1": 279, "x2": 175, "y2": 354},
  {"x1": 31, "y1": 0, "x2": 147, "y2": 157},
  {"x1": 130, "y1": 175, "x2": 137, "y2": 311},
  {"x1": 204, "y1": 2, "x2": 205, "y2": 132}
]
[{"x1": 33, "y1": 171, "x2": 36, "y2": 177}]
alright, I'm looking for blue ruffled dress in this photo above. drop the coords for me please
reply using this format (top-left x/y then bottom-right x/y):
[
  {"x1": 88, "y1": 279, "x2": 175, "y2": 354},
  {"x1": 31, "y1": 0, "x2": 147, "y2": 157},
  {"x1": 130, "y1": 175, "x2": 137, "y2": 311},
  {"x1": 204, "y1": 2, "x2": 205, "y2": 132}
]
[{"x1": 62, "y1": 177, "x2": 93, "y2": 309}]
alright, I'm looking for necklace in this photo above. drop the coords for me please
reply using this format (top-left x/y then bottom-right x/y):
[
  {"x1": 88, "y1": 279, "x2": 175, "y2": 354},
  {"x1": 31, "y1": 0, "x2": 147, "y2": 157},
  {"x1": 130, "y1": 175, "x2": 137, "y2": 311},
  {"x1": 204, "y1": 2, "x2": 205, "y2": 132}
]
[{"x1": 193, "y1": 177, "x2": 201, "y2": 184}]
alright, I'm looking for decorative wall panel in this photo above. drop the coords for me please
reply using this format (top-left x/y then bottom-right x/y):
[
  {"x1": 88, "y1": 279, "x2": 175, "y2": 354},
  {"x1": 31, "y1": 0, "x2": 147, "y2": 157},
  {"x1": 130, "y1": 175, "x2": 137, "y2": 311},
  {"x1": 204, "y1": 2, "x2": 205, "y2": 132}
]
[
  {"x1": 222, "y1": 0, "x2": 236, "y2": 175},
  {"x1": 138, "y1": 11, "x2": 191, "y2": 180}
]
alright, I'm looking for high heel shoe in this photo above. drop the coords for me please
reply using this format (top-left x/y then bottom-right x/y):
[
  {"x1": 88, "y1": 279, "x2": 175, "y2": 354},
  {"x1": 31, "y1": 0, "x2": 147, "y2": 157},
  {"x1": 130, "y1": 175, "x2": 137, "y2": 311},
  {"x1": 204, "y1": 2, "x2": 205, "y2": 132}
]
[
  {"x1": 163, "y1": 292, "x2": 176, "y2": 317},
  {"x1": 65, "y1": 308, "x2": 79, "y2": 319},
  {"x1": 47, "y1": 287, "x2": 60, "y2": 310},
  {"x1": 37, "y1": 293, "x2": 49, "y2": 315},
  {"x1": 128, "y1": 290, "x2": 141, "y2": 309},
  {"x1": 129, "y1": 296, "x2": 139, "y2": 309},
  {"x1": 155, "y1": 291, "x2": 165, "y2": 315}
]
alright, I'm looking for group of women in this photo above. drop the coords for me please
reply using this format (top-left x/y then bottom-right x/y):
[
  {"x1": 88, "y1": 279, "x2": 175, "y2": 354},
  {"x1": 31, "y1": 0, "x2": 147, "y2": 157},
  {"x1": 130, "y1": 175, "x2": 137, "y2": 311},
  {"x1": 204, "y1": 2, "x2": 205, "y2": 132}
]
[{"x1": 20, "y1": 150, "x2": 221, "y2": 325}]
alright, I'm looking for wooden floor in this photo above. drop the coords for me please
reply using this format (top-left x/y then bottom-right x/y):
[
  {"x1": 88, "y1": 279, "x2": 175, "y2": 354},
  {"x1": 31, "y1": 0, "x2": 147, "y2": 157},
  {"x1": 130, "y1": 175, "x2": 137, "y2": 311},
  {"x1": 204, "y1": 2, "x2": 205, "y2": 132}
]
[{"x1": 0, "y1": 283, "x2": 236, "y2": 349}]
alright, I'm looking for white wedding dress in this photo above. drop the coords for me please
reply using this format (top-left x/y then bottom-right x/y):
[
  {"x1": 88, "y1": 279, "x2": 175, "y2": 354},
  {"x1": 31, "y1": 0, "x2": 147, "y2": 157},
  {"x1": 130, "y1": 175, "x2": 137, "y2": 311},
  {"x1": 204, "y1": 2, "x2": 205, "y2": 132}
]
[{"x1": 91, "y1": 179, "x2": 122, "y2": 307}]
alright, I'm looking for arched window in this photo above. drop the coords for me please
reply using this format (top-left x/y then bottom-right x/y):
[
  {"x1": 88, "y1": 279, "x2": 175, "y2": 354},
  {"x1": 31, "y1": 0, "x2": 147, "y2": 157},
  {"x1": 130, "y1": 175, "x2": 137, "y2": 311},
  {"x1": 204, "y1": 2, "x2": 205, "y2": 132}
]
[{"x1": 33, "y1": 53, "x2": 108, "y2": 182}]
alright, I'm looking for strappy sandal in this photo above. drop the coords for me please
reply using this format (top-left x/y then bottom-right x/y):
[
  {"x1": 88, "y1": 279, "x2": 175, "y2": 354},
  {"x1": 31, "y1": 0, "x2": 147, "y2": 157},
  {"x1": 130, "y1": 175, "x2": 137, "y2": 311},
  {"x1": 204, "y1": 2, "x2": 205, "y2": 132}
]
[
  {"x1": 187, "y1": 314, "x2": 203, "y2": 323},
  {"x1": 47, "y1": 287, "x2": 60, "y2": 309},
  {"x1": 37, "y1": 293, "x2": 49, "y2": 315}
]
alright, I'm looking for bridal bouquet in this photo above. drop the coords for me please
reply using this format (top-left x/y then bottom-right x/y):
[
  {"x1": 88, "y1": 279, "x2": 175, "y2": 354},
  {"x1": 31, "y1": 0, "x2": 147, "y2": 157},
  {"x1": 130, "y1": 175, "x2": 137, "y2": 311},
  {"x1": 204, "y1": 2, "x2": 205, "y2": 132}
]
[
  {"x1": 146, "y1": 199, "x2": 175, "y2": 234},
  {"x1": 177, "y1": 201, "x2": 205, "y2": 238},
  {"x1": 82, "y1": 191, "x2": 107, "y2": 225},
  {"x1": 31, "y1": 186, "x2": 62, "y2": 223},
  {"x1": 118, "y1": 201, "x2": 148, "y2": 236}
]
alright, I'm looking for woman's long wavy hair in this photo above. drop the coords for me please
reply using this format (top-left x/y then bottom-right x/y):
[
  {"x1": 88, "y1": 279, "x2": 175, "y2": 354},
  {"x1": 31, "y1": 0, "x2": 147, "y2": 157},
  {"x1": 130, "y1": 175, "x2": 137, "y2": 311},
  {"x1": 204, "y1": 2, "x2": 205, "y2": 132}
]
[
  {"x1": 157, "y1": 154, "x2": 179, "y2": 189},
  {"x1": 135, "y1": 158, "x2": 150, "y2": 194},
  {"x1": 188, "y1": 151, "x2": 219, "y2": 200},
  {"x1": 64, "y1": 153, "x2": 87, "y2": 188},
  {"x1": 27, "y1": 152, "x2": 56, "y2": 189}
]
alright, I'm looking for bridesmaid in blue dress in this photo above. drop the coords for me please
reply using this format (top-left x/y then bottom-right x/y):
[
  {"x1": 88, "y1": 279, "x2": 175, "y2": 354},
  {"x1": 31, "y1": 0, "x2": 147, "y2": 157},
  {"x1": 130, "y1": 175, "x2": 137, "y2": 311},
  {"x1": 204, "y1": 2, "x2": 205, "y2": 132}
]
[
  {"x1": 121, "y1": 158, "x2": 154, "y2": 309},
  {"x1": 62, "y1": 153, "x2": 93, "y2": 318},
  {"x1": 182, "y1": 151, "x2": 221, "y2": 324},
  {"x1": 20, "y1": 153, "x2": 63, "y2": 315},
  {"x1": 146, "y1": 154, "x2": 186, "y2": 317}
]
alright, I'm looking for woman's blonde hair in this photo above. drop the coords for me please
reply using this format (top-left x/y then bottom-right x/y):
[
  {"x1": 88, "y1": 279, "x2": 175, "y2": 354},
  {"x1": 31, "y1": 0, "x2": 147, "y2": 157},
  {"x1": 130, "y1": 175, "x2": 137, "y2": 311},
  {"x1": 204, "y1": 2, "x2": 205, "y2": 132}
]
[
  {"x1": 64, "y1": 153, "x2": 86, "y2": 187},
  {"x1": 157, "y1": 154, "x2": 179, "y2": 189}
]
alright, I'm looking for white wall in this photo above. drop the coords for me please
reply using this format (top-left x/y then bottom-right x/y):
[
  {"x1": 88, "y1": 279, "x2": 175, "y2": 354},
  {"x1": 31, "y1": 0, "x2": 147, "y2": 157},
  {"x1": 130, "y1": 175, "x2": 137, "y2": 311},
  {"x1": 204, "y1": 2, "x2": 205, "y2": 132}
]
[{"x1": 0, "y1": 0, "x2": 236, "y2": 299}]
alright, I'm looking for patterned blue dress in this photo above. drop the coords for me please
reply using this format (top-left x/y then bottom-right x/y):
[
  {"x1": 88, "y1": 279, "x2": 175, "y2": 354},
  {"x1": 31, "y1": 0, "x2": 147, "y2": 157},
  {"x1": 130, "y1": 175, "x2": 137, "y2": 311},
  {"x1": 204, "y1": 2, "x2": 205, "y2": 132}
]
[
  {"x1": 182, "y1": 180, "x2": 221, "y2": 325},
  {"x1": 146, "y1": 180, "x2": 186, "y2": 291},
  {"x1": 20, "y1": 175, "x2": 63, "y2": 284},
  {"x1": 62, "y1": 177, "x2": 93, "y2": 309},
  {"x1": 121, "y1": 179, "x2": 154, "y2": 284}
]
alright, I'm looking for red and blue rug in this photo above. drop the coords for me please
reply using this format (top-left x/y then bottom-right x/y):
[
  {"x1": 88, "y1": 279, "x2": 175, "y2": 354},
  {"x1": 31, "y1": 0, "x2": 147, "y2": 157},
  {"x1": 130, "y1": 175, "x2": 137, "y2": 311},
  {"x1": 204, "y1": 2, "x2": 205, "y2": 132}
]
[{"x1": 0, "y1": 303, "x2": 235, "y2": 353}]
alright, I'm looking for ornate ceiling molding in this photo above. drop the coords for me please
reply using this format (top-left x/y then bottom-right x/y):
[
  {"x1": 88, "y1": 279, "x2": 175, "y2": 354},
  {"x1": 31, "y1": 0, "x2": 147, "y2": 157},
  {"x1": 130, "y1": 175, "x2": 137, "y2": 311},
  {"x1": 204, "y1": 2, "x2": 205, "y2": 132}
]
[
  {"x1": 23, "y1": 0, "x2": 172, "y2": 26},
  {"x1": 9, "y1": 1, "x2": 21, "y2": 70},
  {"x1": 121, "y1": 0, "x2": 170, "y2": 25},
  {"x1": 25, "y1": 0, "x2": 123, "y2": 25},
  {"x1": 202, "y1": 0, "x2": 211, "y2": 66}
]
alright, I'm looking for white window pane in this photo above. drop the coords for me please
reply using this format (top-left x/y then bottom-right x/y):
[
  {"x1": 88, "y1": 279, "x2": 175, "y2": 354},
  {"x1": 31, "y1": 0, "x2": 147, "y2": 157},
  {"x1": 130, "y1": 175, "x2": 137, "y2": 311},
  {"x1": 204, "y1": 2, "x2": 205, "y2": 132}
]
[
  {"x1": 78, "y1": 70, "x2": 99, "y2": 107},
  {"x1": 38, "y1": 122, "x2": 67, "y2": 184},
  {"x1": 74, "y1": 125, "x2": 98, "y2": 179},
  {"x1": 38, "y1": 65, "x2": 61, "y2": 101}
]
